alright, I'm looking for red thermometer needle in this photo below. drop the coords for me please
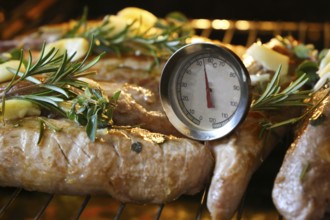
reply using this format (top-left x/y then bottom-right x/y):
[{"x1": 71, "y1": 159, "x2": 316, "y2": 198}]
[{"x1": 203, "y1": 60, "x2": 215, "y2": 108}]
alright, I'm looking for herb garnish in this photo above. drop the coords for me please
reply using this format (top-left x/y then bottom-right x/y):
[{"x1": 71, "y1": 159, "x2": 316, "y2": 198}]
[
  {"x1": 296, "y1": 61, "x2": 319, "y2": 89},
  {"x1": 251, "y1": 65, "x2": 311, "y2": 111},
  {"x1": 250, "y1": 65, "x2": 312, "y2": 133},
  {"x1": 63, "y1": 8, "x2": 192, "y2": 63},
  {"x1": 68, "y1": 88, "x2": 121, "y2": 141},
  {"x1": 38, "y1": 117, "x2": 62, "y2": 144},
  {"x1": 251, "y1": 64, "x2": 330, "y2": 135},
  {"x1": 1, "y1": 38, "x2": 119, "y2": 141},
  {"x1": 300, "y1": 162, "x2": 310, "y2": 182}
]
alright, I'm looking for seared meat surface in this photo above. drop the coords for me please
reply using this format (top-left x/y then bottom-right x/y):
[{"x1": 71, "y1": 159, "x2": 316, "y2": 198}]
[
  {"x1": 206, "y1": 108, "x2": 300, "y2": 219},
  {"x1": 0, "y1": 117, "x2": 214, "y2": 203},
  {"x1": 272, "y1": 89, "x2": 330, "y2": 220},
  {"x1": 100, "y1": 82, "x2": 182, "y2": 137},
  {"x1": 91, "y1": 56, "x2": 161, "y2": 94}
]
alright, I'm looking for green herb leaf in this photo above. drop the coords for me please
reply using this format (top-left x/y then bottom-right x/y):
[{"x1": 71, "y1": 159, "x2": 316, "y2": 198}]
[
  {"x1": 294, "y1": 44, "x2": 313, "y2": 59},
  {"x1": 251, "y1": 65, "x2": 311, "y2": 111},
  {"x1": 296, "y1": 61, "x2": 319, "y2": 89},
  {"x1": 68, "y1": 87, "x2": 120, "y2": 141},
  {"x1": 300, "y1": 162, "x2": 310, "y2": 182},
  {"x1": 62, "y1": 9, "x2": 193, "y2": 62},
  {"x1": 250, "y1": 64, "x2": 319, "y2": 135},
  {"x1": 37, "y1": 117, "x2": 62, "y2": 144},
  {"x1": 1, "y1": 38, "x2": 116, "y2": 142}
]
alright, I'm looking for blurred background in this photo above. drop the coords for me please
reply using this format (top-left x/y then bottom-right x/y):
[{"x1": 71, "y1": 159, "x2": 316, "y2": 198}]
[{"x1": 0, "y1": 0, "x2": 329, "y2": 41}]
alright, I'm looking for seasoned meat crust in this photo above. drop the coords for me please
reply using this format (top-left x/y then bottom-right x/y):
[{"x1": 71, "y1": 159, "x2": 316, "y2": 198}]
[
  {"x1": 0, "y1": 117, "x2": 214, "y2": 203},
  {"x1": 207, "y1": 108, "x2": 301, "y2": 220},
  {"x1": 100, "y1": 82, "x2": 182, "y2": 137},
  {"x1": 272, "y1": 89, "x2": 330, "y2": 220}
]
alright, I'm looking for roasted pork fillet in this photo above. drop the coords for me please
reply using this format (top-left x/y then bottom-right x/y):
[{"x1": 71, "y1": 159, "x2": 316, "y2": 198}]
[
  {"x1": 205, "y1": 37, "x2": 318, "y2": 219},
  {"x1": 272, "y1": 88, "x2": 330, "y2": 220},
  {"x1": 100, "y1": 82, "x2": 183, "y2": 137},
  {"x1": 0, "y1": 117, "x2": 214, "y2": 203},
  {"x1": 206, "y1": 108, "x2": 301, "y2": 219}
]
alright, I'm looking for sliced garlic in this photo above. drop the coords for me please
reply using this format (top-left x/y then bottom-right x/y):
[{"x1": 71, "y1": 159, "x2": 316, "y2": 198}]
[
  {"x1": 117, "y1": 7, "x2": 157, "y2": 34},
  {"x1": 246, "y1": 43, "x2": 289, "y2": 77},
  {"x1": 0, "y1": 99, "x2": 41, "y2": 120},
  {"x1": 313, "y1": 50, "x2": 330, "y2": 91},
  {"x1": 101, "y1": 15, "x2": 128, "y2": 38},
  {"x1": 0, "y1": 60, "x2": 26, "y2": 83},
  {"x1": 45, "y1": 38, "x2": 89, "y2": 62},
  {"x1": 250, "y1": 73, "x2": 271, "y2": 86},
  {"x1": 319, "y1": 50, "x2": 330, "y2": 70},
  {"x1": 318, "y1": 62, "x2": 330, "y2": 78},
  {"x1": 313, "y1": 71, "x2": 330, "y2": 92}
]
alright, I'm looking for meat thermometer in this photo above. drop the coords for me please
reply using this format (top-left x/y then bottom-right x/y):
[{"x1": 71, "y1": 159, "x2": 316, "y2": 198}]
[{"x1": 160, "y1": 43, "x2": 251, "y2": 141}]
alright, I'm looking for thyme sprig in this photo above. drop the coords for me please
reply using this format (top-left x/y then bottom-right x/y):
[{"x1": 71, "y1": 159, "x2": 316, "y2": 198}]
[
  {"x1": 68, "y1": 88, "x2": 121, "y2": 141},
  {"x1": 1, "y1": 39, "x2": 119, "y2": 141}
]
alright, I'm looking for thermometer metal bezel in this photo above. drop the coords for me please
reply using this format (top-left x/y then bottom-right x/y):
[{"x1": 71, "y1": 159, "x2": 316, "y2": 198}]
[{"x1": 160, "y1": 43, "x2": 251, "y2": 141}]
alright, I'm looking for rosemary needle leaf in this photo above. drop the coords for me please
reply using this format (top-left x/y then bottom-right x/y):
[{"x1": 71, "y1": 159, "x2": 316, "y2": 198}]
[
  {"x1": 251, "y1": 66, "x2": 311, "y2": 111},
  {"x1": 38, "y1": 117, "x2": 63, "y2": 144},
  {"x1": 7, "y1": 67, "x2": 42, "y2": 84},
  {"x1": 38, "y1": 117, "x2": 62, "y2": 132},
  {"x1": 253, "y1": 65, "x2": 282, "y2": 107},
  {"x1": 282, "y1": 74, "x2": 309, "y2": 94},
  {"x1": 37, "y1": 119, "x2": 45, "y2": 145},
  {"x1": 20, "y1": 95, "x2": 64, "y2": 107},
  {"x1": 4, "y1": 51, "x2": 24, "y2": 91},
  {"x1": 63, "y1": 7, "x2": 88, "y2": 38},
  {"x1": 78, "y1": 51, "x2": 105, "y2": 73},
  {"x1": 41, "y1": 85, "x2": 69, "y2": 98},
  {"x1": 25, "y1": 50, "x2": 33, "y2": 77}
]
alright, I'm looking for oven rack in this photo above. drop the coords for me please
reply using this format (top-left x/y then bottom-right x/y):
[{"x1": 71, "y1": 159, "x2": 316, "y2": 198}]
[{"x1": 191, "y1": 19, "x2": 330, "y2": 49}]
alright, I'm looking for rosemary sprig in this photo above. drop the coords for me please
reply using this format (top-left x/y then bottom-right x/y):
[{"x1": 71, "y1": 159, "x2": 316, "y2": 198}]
[
  {"x1": 250, "y1": 65, "x2": 314, "y2": 133},
  {"x1": 1, "y1": 38, "x2": 119, "y2": 141},
  {"x1": 251, "y1": 65, "x2": 311, "y2": 111},
  {"x1": 63, "y1": 9, "x2": 192, "y2": 63}
]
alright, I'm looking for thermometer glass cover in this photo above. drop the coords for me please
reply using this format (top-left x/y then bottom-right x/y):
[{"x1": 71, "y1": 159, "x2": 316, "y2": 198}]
[{"x1": 160, "y1": 43, "x2": 251, "y2": 141}]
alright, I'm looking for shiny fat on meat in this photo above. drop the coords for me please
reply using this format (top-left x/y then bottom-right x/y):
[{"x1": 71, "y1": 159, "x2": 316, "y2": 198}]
[{"x1": 0, "y1": 117, "x2": 214, "y2": 203}]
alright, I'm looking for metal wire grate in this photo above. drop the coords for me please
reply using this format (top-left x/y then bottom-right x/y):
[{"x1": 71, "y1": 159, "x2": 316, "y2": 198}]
[
  {"x1": 0, "y1": 187, "x2": 209, "y2": 219},
  {"x1": 191, "y1": 19, "x2": 330, "y2": 49},
  {"x1": 0, "y1": 19, "x2": 329, "y2": 220}
]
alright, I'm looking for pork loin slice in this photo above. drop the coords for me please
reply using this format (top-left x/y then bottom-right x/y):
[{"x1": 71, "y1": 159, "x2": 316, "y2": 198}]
[
  {"x1": 99, "y1": 82, "x2": 182, "y2": 137},
  {"x1": 91, "y1": 55, "x2": 160, "y2": 94},
  {"x1": 0, "y1": 117, "x2": 214, "y2": 203},
  {"x1": 272, "y1": 89, "x2": 330, "y2": 220},
  {"x1": 207, "y1": 107, "x2": 301, "y2": 220}
]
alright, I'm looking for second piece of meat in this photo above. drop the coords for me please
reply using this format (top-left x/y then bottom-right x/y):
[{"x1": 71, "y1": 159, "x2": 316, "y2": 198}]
[{"x1": 272, "y1": 89, "x2": 330, "y2": 220}]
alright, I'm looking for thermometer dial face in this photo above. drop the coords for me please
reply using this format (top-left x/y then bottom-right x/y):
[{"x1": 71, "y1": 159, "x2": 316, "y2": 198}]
[{"x1": 160, "y1": 43, "x2": 251, "y2": 141}]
